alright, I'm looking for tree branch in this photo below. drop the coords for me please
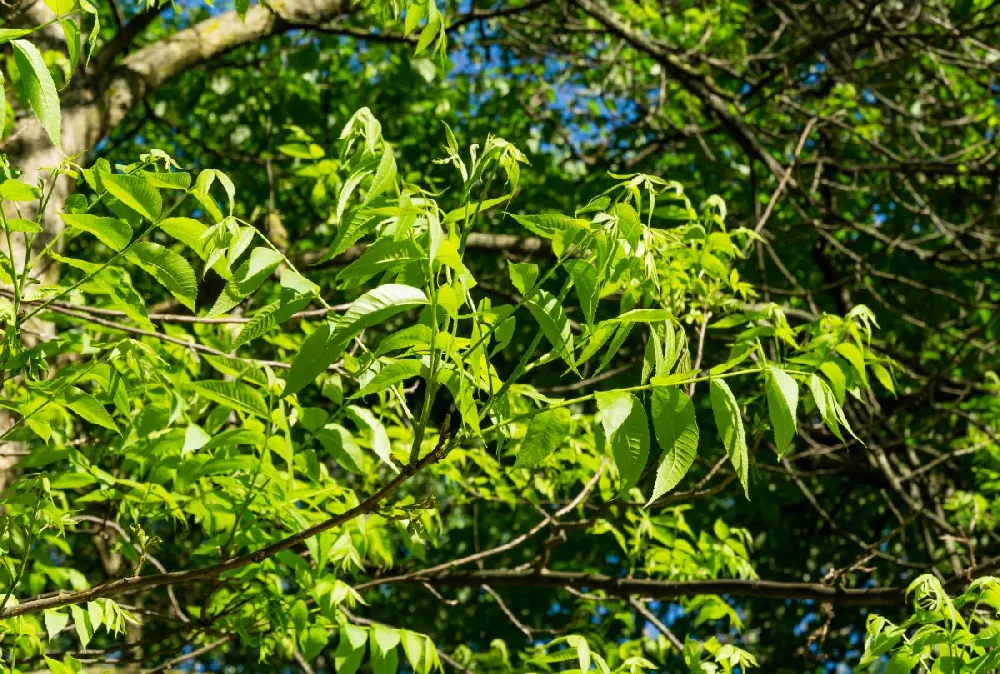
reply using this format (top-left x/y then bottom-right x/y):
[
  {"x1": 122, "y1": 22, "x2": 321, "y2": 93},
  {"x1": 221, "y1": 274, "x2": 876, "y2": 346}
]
[
  {"x1": 366, "y1": 568, "x2": 907, "y2": 607},
  {"x1": 0, "y1": 433, "x2": 454, "y2": 619}
]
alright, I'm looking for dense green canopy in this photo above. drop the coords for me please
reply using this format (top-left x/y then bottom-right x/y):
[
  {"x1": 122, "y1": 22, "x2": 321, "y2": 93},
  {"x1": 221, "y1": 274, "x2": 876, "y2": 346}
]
[{"x1": 0, "y1": 1, "x2": 997, "y2": 672}]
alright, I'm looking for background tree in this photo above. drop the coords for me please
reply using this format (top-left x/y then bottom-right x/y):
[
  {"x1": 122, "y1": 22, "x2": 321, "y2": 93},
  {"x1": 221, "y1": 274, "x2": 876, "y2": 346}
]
[{"x1": 0, "y1": 1, "x2": 998, "y2": 672}]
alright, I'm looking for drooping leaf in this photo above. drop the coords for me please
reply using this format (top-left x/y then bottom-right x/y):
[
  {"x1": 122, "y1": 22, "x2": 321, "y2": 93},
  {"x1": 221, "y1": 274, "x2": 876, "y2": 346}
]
[
  {"x1": 809, "y1": 373, "x2": 844, "y2": 442},
  {"x1": 334, "y1": 625, "x2": 368, "y2": 674},
  {"x1": 765, "y1": 367, "x2": 798, "y2": 457},
  {"x1": 12, "y1": 40, "x2": 61, "y2": 150},
  {"x1": 367, "y1": 145, "x2": 397, "y2": 202},
  {"x1": 836, "y1": 341, "x2": 868, "y2": 385},
  {"x1": 525, "y1": 289, "x2": 574, "y2": 367},
  {"x1": 69, "y1": 604, "x2": 93, "y2": 648},
  {"x1": 44, "y1": 610, "x2": 70, "y2": 640},
  {"x1": 300, "y1": 626, "x2": 329, "y2": 661},
  {"x1": 596, "y1": 391, "x2": 649, "y2": 494},
  {"x1": 710, "y1": 378, "x2": 749, "y2": 499},
  {"x1": 315, "y1": 424, "x2": 365, "y2": 474},
  {"x1": 565, "y1": 259, "x2": 598, "y2": 325},
  {"x1": 648, "y1": 387, "x2": 698, "y2": 504},
  {"x1": 346, "y1": 405, "x2": 397, "y2": 471},
  {"x1": 808, "y1": 373, "x2": 859, "y2": 444}
]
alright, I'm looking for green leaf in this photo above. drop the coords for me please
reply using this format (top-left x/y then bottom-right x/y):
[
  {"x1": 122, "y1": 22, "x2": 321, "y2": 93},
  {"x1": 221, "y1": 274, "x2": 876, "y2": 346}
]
[
  {"x1": 596, "y1": 391, "x2": 649, "y2": 494},
  {"x1": 12, "y1": 40, "x2": 61, "y2": 150},
  {"x1": 442, "y1": 194, "x2": 511, "y2": 223},
  {"x1": 414, "y1": 13, "x2": 442, "y2": 54},
  {"x1": 367, "y1": 145, "x2": 397, "y2": 202},
  {"x1": 525, "y1": 289, "x2": 574, "y2": 367},
  {"x1": 516, "y1": 407, "x2": 571, "y2": 468},
  {"x1": 100, "y1": 171, "x2": 162, "y2": 221},
  {"x1": 819, "y1": 360, "x2": 847, "y2": 404},
  {"x1": 315, "y1": 424, "x2": 365, "y2": 473},
  {"x1": 371, "y1": 624, "x2": 401, "y2": 674},
  {"x1": 0, "y1": 179, "x2": 40, "y2": 202},
  {"x1": 339, "y1": 284, "x2": 429, "y2": 336},
  {"x1": 508, "y1": 262, "x2": 538, "y2": 295},
  {"x1": 710, "y1": 378, "x2": 749, "y2": 499},
  {"x1": 80, "y1": 0, "x2": 99, "y2": 62},
  {"x1": 0, "y1": 29, "x2": 33, "y2": 44},
  {"x1": 648, "y1": 387, "x2": 698, "y2": 504},
  {"x1": 606, "y1": 308, "x2": 673, "y2": 324},
  {"x1": 189, "y1": 380, "x2": 268, "y2": 418},
  {"x1": 286, "y1": 285, "x2": 428, "y2": 396},
  {"x1": 63, "y1": 387, "x2": 118, "y2": 432},
  {"x1": 765, "y1": 367, "x2": 798, "y2": 458},
  {"x1": 6, "y1": 218, "x2": 40, "y2": 233},
  {"x1": 235, "y1": 0, "x2": 249, "y2": 19},
  {"x1": 285, "y1": 321, "x2": 340, "y2": 397},
  {"x1": 372, "y1": 624, "x2": 400, "y2": 657},
  {"x1": 300, "y1": 626, "x2": 329, "y2": 661},
  {"x1": 59, "y1": 213, "x2": 132, "y2": 251},
  {"x1": 143, "y1": 171, "x2": 191, "y2": 190},
  {"x1": 872, "y1": 363, "x2": 896, "y2": 395},
  {"x1": 69, "y1": 604, "x2": 93, "y2": 648},
  {"x1": 510, "y1": 213, "x2": 589, "y2": 239},
  {"x1": 400, "y1": 632, "x2": 425, "y2": 674},
  {"x1": 60, "y1": 19, "x2": 80, "y2": 82},
  {"x1": 200, "y1": 427, "x2": 265, "y2": 452},
  {"x1": 565, "y1": 259, "x2": 598, "y2": 325},
  {"x1": 127, "y1": 242, "x2": 197, "y2": 311},
  {"x1": 44, "y1": 0, "x2": 76, "y2": 14},
  {"x1": 809, "y1": 373, "x2": 843, "y2": 442},
  {"x1": 346, "y1": 405, "x2": 397, "y2": 471},
  {"x1": 208, "y1": 246, "x2": 283, "y2": 316},
  {"x1": 808, "y1": 373, "x2": 858, "y2": 444},
  {"x1": 354, "y1": 360, "x2": 425, "y2": 398},
  {"x1": 338, "y1": 239, "x2": 422, "y2": 285},
  {"x1": 158, "y1": 217, "x2": 209, "y2": 256},
  {"x1": 836, "y1": 341, "x2": 868, "y2": 385},
  {"x1": 44, "y1": 609, "x2": 70, "y2": 640},
  {"x1": 334, "y1": 625, "x2": 368, "y2": 674},
  {"x1": 233, "y1": 270, "x2": 316, "y2": 348}
]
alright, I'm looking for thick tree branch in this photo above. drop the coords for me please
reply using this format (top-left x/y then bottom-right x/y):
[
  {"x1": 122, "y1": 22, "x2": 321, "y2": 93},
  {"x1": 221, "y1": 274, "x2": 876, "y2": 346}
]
[{"x1": 91, "y1": 4, "x2": 169, "y2": 75}]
